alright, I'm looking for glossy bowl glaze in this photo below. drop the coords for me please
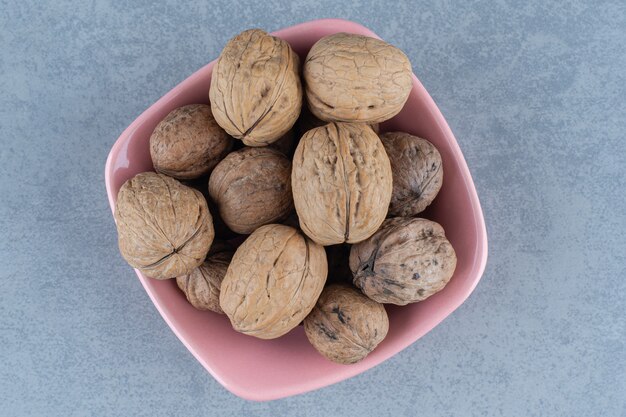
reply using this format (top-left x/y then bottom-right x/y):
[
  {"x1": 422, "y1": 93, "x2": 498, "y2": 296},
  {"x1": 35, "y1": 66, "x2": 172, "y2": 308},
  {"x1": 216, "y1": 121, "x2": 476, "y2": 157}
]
[{"x1": 105, "y1": 18, "x2": 488, "y2": 401}]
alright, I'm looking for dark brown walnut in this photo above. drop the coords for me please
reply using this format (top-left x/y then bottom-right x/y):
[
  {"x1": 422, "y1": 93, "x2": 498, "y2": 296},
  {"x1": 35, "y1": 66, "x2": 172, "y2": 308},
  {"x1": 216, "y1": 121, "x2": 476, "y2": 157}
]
[
  {"x1": 176, "y1": 244, "x2": 234, "y2": 313},
  {"x1": 150, "y1": 104, "x2": 233, "y2": 180},
  {"x1": 115, "y1": 172, "x2": 214, "y2": 279},
  {"x1": 381, "y1": 132, "x2": 443, "y2": 216},
  {"x1": 297, "y1": 104, "x2": 379, "y2": 137},
  {"x1": 325, "y1": 244, "x2": 353, "y2": 285},
  {"x1": 350, "y1": 217, "x2": 456, "y2": 305},
  {"x1": 292, "y1": 122, "x2": 392, "y2": 245},
  {"x1": 304, "y1": 33, "x2": 413, "y2": 124},
  {"x1": 208, "y1": 147, "x2": 293, "y2": 234},
  {"x1": 304, "y1": 284, "x2": 388, "y2": 364},
  {"x1": 210, "y1": 29, "x2": 302, "y2": 146},
  {"x1": 219, "y1": 224, "x2": 327, "y2": 339}
]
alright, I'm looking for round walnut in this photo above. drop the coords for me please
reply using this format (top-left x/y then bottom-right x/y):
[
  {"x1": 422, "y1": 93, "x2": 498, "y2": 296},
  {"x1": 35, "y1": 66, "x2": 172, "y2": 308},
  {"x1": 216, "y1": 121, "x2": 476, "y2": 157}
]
[
  {"x1": 150, "y1": 104, "x2": 233, "y2": 180},
  {"x1": 350, "y1": 217, "x2": 456, "y2": 305},
  {"x1": 219, "y1": 224, "x2": 327, "y2": 339},
  {"x1": 176, "y1": 242, "x2": 233, "y2": 314},
  {"x1": 381, "y1": 132, "x2": 443, "y2": 216},
  {"x1": 210, "y1": 29, "x2": 302, "y2": 146},
  {"x1": 304, "y1": 284, "x2": 389, "y2": 364},
  {"x1": 115, "y1": 172, "x2": 214, "y2": 279},
  {"x1": 304, "y1": 33, "x2": 413, "y2": 124},
  {"x1": 208, "y1": 147, "x2": 293, "y2": 234},
  {"x1": 292, "y1": 122, "x2": 393, "y2": 245}
]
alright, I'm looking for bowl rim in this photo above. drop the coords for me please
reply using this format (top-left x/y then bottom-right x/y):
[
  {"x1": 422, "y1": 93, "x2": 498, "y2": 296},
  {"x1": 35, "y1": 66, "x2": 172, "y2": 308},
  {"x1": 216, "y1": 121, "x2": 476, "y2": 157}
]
[{"x1": 105, "y1": 17, "x2": 488, "y2": 401}]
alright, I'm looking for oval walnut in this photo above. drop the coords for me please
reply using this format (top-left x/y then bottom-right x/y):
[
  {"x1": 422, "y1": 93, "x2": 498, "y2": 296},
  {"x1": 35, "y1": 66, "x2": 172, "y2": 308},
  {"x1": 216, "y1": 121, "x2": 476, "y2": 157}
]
[
  {"x1": 350, "y1": 217, "x2": 457, "y2": 305},
  {"x1": 381, "y1": 132, "x2": 443, "y2": 217},
  {"x1": 219, "y1": 224, "x2": 327, "y2": 339},
  {"x1": 304, "y1": 33, "x2": 412, "y2": 123},
  {"x1": 150, "y1": 104, "x2": 233, "y2": 180},
  {"x1": 292, "y1": 122, "x2": 392, "y2": 245},
  {"x1": 304, "y1": 284, "x2": 388, "y2": 364},
  {"x1": 208, "y1": 147, "x2": 293, "y2": 234},
  {"x1": 210, "y1": 29, "x2": 302, "y2": 146}
]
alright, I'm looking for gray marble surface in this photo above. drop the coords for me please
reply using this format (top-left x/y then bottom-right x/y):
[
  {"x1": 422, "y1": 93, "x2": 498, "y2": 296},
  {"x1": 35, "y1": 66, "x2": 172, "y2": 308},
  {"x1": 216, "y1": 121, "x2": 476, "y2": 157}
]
[{"x1": 1, "y1": 1, "x2": 625, "y2": 416}]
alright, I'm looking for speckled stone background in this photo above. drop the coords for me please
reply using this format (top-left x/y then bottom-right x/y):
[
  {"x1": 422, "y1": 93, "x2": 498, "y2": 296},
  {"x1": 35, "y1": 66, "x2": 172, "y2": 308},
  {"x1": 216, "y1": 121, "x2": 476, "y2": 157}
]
[{"x1": 1, "y1": 1, "x2": 625, "y2": 416}]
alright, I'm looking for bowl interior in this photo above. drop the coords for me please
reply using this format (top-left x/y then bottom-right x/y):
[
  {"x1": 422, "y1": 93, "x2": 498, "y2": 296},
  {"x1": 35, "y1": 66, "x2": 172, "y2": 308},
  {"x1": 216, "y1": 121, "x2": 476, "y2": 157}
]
[{"x1": 105, "y1": 18, "x2": 487, "y2": 401}]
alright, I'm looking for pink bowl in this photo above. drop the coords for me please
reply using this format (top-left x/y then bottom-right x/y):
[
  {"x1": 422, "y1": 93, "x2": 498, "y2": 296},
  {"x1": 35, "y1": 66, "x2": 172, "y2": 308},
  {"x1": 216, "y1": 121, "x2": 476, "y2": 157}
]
[{"x1": 105, "y1": 18, "x2": 487, "y2": 401}]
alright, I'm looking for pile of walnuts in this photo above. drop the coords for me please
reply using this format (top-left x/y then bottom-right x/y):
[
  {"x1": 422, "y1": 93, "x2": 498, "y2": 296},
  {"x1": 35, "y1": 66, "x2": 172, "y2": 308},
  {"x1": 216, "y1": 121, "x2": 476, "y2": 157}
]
[{"x1": 115, "y1": 29, "x2": 457, "y2": 365}]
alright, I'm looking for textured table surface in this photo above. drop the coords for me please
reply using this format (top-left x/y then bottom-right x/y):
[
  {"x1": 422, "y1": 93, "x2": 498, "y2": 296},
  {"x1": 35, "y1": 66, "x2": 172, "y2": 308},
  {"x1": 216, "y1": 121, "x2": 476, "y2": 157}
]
[{"x1": 1, "y1": 1, "x2": 625, "y2": 416}]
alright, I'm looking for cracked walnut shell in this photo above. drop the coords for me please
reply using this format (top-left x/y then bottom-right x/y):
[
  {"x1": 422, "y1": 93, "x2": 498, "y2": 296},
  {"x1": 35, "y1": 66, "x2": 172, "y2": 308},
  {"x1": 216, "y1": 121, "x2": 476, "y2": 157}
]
[
  {"x1": 219, "y1": 224, "x2": 327, "y2": 339},
  {"x1": 209, "y1": 29, "x2": 302, "y2": 146},
  {"x1": 208, "y1": 147, "x2": 293, "y2": 234},
  {"x1": 292, "y1": 122, "x2": 392, "y2": 245},
  {"x1": 350, "y1": 217, "x2": 456, "y2": 305},
  {"x1": 304, "y1": 33, "x2": 412, "y2": 124},
  {"x1": 115, "y1": 172, "x2": 215, "y2": 280},
  {"x1": 381, "y1": 132, "x2": 443, "y2": 216},
  {"x1": 176, "y1": 243, "x2": 234, "y2": 314},
  {"x1": 150, "y1": 104, "x2": 233, "y2": 180},
  {"x1": 304, "y1": 284, "x2": 388, "y2": 364}
]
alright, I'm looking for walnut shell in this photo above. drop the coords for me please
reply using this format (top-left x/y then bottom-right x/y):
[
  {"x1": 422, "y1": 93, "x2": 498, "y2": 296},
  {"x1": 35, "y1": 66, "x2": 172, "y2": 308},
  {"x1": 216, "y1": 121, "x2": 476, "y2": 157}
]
[
  {"x1": 219, "y1": 224, "x2": 327, "y2": 339},
  {"x1": 304, "y1": 33, "x2": 412, "y2": 124},
  {"x1": 381, "y1": 132, "x2": 443, "y2": 216},
  {"x1": 209, "y1": 29, "x2": 302, "y2": 146},
  {"x1": 350, "y1": 217, "x2": 456, "y2": 305},
  {"x1": 304, "y1": 284, "x2": 388, "y2": 364},
  {"x1": 292, "y1": 122, "x2": 392, "y2": 245},
  {"x1": 115, "y1": 172, "x2": 214, "y2": 279},
  {"x1": 208, "y1": 147, "x2": 293, "y2": 234},
  {"x1": 150, "y1": 104, "x2": 233, "y2": 180},
  {"x1": 176, "y1": 246, "x2": 233, "y2": 313}
]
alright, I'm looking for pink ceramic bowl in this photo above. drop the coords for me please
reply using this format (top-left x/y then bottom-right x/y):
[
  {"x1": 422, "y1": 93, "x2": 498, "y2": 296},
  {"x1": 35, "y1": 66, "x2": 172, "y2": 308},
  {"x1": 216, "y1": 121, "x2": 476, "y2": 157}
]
[{"x1": 105, "y1": 18, "x2": 487, "y2": 401}]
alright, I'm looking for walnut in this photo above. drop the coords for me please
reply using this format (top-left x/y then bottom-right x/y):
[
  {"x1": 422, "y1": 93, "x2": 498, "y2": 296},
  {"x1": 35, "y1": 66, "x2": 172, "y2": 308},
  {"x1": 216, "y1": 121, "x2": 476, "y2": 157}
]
[
  {"x1": 292, "y1": 122, "x2": 392, "y2": 245},
  {"x1": 115, "y1": 172, "x2": 214, "y2": 279},
  {"x1": 350, "y1": 217, "x2": 456, "y2": 305},
  {"x1": 208, "y1": 147, "x2": 293, "y2": 234},
  {"x1": 219, "y1": 224, "x2": 327, "y2": 339},
  {"x1": 150, "y1": 104, "x2": 233, "y2": 180},
  {"x1": 304, "y1": 33, "x2": 412, "y2": 124},
  {"x1": 176, "y1": 243, "x2": 234, "y2": 313},
  {"x1": 209, "y1": 29, "x2": 302, "y2": 146},
  {"x1": 304, "y1": 284, "x2": 388, "y2": 364},
  {"x1": 381, "y1": 132, "x2": 443, "y2": 216}
]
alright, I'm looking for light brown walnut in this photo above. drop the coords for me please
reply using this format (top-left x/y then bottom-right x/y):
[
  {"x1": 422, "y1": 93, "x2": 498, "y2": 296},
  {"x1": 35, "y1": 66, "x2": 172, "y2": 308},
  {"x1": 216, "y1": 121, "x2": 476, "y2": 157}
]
[
  {"x1": 150, "y1": 104, "x2": 233, "y2": 180},
  {"x1": 115, "y1": 172, "x2": 214, "y2": 279},
  {"x1": 208, "y1": 147, "x2": 293, "y2": 234},
  {"x1": 350, "y1": 217, "x2": 456, "y2": 305},
  {"x1": 219, "y1": 224, "x2": 327, "y2": 339},
  {"x1": 381, "y1": 132, "x2": 443, "y2": 216},
  {"x1": 304, "y1": 33, "x2": 412, "y2": 124},
  {"x1": 292, "y1": 122, "x2": 392, "y2": 245},
  {"x1": 176, "y1": 244, "x2": 233, "y2": 314},
  {"x1": 304, "y1": 284, "x2": 388, "y2": 364},
  {"x1": 210, "y1": 29, "x2": 302, "y2": 146}
]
